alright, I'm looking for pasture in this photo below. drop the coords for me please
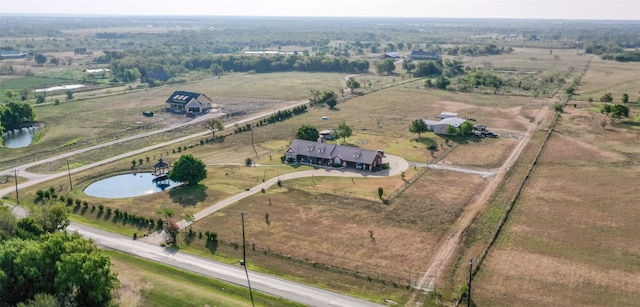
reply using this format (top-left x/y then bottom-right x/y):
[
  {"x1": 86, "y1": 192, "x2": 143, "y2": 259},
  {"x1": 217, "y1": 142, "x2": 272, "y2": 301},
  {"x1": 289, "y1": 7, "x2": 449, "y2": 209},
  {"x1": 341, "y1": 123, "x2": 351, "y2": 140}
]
[
  {"x1": 472, "y1": 100, "x2": 640, "y2": 305},
  {"x1": 575, "y1": 57, "x2": 640, "y2": 103}
]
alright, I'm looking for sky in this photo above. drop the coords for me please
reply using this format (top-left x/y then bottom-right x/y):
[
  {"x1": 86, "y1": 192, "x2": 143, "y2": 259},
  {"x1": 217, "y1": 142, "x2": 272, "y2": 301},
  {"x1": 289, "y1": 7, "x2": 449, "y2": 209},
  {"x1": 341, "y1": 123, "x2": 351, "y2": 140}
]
[{"x1": 0, "y1": 0, "x2": 638, "y2": 20}]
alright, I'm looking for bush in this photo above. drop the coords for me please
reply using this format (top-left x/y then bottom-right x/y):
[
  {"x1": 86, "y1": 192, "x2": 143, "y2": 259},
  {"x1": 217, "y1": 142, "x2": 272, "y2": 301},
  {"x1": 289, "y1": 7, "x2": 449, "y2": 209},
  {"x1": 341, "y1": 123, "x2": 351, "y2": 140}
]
[
  {"x1": 98, "y1": 204, "x2": 104, "y2": 212},
  {"x1": 245, "y1": 157, "x2": 253, "y2": 166}
]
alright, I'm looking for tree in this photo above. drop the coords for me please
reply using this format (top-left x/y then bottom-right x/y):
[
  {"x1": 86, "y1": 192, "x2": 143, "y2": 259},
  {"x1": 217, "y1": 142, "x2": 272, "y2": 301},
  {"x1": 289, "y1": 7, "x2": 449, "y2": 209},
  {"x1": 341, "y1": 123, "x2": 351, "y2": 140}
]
[
  {"x1": 203, "y1": 118, "x2": 225, "y2": 139},
  {"x1": 0, "y1": 232, "x2": 118, "y2": 306},
  {"x1": 5, "y1": 89, "x2": 16, "y2": 100},
  {"x1": 346, "y1": 77, "x2": 360, "y2": 93},
  {"x1": 600, "y1": 104, "x2": 612, "y2": 115},
  {"x1": 434, "y1": 75, "x2": 450, "y2": 89},
  {"x1": 611, "y1": 104, "x2": 629, "y2": 118},
  {"x1": 552, "y1": 102, "x2": 564, "y2": 112},
  {"x1": 49, "y1": 57, "x2": 59, "y2": 66},
  {"x1": 34, "y1": 54, "x2": 47, "y2": 65},
  {"x1": 34, "y1": 204, "x2": 69, "y2": 234},
  {"x1": 296, "y1": 124, "x2": 319, "y2": 141},
  {"x1": 122, "y1": 68, "x2": 141, "y2": 82},
  {"x1": 17, "y1": 293, "x2": 59, "y2": 307},
  {"x1": 377, "y1": 187, "x2": 384, "y2": 199},
  {"x1": 0, "y1": 206, "x2": 17, "y2": 240},
  {"x1": 409, "y1": 119, "x2": 428, "y2": 138},
  {"x1": 600, "y1": 92, "x2": 614, "y2": 102},
  {"x1": 402, "y1": 59, "x2": 416, "y2": 72},
  {"x1": 375, "y1": 59, "x2": 395, "y2": 75},
  {"x1": 168, "y1": 154, "x2": 207, "y2": 186},
  {"x1": 459, "y1": 121, "x2": 474, "y2": 135},
  {"x1": 65, "y1": 90, "x2": 73, "y2": 100},
  {"x1": 336, "y1": 122, "x2": 352, "y2": 142},
  {"x1": 622, "y1": 93, "x2": 629, "y2": 103}
]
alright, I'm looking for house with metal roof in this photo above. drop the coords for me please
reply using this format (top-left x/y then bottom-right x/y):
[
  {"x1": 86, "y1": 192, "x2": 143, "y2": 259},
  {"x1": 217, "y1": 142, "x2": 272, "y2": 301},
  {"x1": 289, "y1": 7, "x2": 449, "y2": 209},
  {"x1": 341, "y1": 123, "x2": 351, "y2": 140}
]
[
  {"x1": 165, "y1": 91, "x2": 213, "y2": 114},
  {"x1": 409, "y1": 49, "x2": 441, "y2": 61},
  {"x1": 285, "y1": 139, "x2": 384, "y2": 171},
  {"x1": 423, "y1": 117, "x2": 467, "y2": 134},
  {"x1": 0, "y1": 50, "x2": 28, "y2": 60}
]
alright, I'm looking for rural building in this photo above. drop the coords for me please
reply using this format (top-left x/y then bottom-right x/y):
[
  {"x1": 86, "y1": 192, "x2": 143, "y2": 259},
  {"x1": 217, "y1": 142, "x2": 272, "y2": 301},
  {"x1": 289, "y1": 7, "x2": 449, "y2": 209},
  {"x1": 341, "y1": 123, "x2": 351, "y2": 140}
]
[
  {"x1": 424, "y1": 117, "x2": 467, "y2": 134},
  {"x1": 74, "y1": 48, "x2": 87, "y2": 55},
  {"x1": 438, "y1": 112, "x2": 458, "y2": 119},
  {"x1": 284, "y1": 139, "x2": 384, "y2": 171},
  {"x1": 382, "y1": 52, "x2": 402, "y2": 59},
  {"x1": 165, "y1": 91, "x2": 213, "y2": 114},
  {"x1": 409, "y1": 49, "x2": 441, "y2": 61},
  {"x1": 0, "y1": 50, "x2": 28, "y2": 60}
]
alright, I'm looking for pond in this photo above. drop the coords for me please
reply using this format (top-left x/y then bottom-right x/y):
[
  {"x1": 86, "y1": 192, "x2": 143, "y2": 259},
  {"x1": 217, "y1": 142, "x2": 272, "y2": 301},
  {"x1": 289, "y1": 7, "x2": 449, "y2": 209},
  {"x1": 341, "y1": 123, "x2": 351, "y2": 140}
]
[
  {"x1": 84, "y1": 173, "x2": 181, "y2": 199},
  {"x1": 2, "y1": 127, "x2": 38, "y2": 148},
  {"x1": 34, "y1": 84, "x2": 85, "y2": 92}
]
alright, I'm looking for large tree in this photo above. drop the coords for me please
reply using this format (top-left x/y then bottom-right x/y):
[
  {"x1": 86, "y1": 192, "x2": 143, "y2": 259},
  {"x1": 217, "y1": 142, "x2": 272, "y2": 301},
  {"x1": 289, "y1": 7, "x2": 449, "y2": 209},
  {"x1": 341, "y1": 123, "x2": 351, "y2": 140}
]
[
  {"x1": 296, "y1": 124, "x2": 319, "y2": 141},
  {"x1": 0, "y1": 232, "x2": 118, "y2": 306},
  {"x1": 203, "y1": 118, "x2": 225, "y2": 139},
  {"x1": 336, "y1": 121, "x2": 353, "y2": 143},
  {"x1": 168, "y1": 154, "x2": 207, "y2": 186},
  {"x1": 34, "y1": 54, "x2": 47, "y2": 65},
  {"x1": 409, "y1": 119, "x2": 428, "y2": 138},
  {"x1": 345, "y1": 77, "x2": 360, "y2": 93}
]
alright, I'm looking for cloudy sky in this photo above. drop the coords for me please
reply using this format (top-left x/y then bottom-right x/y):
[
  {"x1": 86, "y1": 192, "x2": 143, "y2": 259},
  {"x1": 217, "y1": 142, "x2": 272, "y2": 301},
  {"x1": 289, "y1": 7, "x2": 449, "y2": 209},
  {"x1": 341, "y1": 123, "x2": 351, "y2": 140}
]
[{"x1": 1, "y1": 0, "x2": 638, "y2": 20}]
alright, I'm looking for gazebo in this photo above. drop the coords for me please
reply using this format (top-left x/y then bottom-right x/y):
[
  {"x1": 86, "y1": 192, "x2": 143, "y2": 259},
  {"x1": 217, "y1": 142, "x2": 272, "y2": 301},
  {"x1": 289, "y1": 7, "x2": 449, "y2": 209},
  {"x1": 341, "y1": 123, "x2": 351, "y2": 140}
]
[{"x1": 153, "y1": 159, "x2": 170, "y2": 176}]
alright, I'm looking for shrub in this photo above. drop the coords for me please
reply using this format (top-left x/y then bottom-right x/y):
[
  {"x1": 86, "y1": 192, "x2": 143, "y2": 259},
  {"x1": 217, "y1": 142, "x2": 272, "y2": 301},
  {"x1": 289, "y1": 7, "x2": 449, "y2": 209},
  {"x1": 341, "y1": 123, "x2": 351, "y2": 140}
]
[
  {"x1": 245, "y1": 157, "x2": 253, "y2": 166},
  {"x1": 66, "y1": 197, "x2": 73, "y2": 206},
  {"x1": 82, "y1": 200, "x2": 88, "y2": 207},
  {"x1": 75, "y1": 199, "x2": 82, "y2": 206},
  {"x1": 106, "y1": 207, "x2": 112, "y2": 215},
  {"x1": 98, "y1": 204, "x2": 104, "y2": 212}
]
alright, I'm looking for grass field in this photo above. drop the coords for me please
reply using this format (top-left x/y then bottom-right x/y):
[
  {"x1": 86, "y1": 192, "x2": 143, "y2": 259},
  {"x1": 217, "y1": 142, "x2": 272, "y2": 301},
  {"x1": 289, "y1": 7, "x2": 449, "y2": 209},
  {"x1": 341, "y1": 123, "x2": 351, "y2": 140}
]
[
  {"x1": 107, "y1": 250, "x2": 305, "y2": 307},
  {"x1": 576, "y1": 57, "x2": 640, "y2": 103},
  {"x1": 472, "y1": 102, "x2": 640, "y2": 306}
]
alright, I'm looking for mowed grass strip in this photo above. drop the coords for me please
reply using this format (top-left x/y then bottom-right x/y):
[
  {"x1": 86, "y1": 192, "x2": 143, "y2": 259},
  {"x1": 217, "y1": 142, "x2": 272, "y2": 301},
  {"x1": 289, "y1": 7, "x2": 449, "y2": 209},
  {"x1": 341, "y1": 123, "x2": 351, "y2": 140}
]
[{"x1": 107, "y1": 250, "x2": 305, "y2": 307}]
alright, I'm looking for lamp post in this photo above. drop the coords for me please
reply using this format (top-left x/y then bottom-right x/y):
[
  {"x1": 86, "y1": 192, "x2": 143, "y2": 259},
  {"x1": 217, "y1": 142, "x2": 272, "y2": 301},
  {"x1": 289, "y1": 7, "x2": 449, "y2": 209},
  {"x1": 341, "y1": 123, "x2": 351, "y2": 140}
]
[
  {"x1": 468, "y1": 258, "x2": 475, "y2": 307},
  {"x1": 241, "y1": 212, "x2": 255, "y2": 307}
]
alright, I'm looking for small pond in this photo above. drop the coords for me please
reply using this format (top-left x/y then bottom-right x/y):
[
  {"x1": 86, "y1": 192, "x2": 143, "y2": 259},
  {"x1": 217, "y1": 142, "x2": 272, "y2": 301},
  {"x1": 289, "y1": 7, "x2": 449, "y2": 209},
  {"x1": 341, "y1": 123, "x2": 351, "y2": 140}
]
[
  {"x1": 2, "y1": 127, "x2": 38, "y2": 148},
  {"x1": 84, "y1": 173, "x2": 181, "y2": 199}
]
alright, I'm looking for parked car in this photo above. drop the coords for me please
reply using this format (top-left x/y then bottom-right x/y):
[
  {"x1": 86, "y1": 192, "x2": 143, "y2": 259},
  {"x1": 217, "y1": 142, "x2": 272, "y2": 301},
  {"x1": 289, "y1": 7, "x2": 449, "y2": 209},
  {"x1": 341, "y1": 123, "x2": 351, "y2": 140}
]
[{"x1": 487, "y1": 132, "x2": 499, "y2": 138}]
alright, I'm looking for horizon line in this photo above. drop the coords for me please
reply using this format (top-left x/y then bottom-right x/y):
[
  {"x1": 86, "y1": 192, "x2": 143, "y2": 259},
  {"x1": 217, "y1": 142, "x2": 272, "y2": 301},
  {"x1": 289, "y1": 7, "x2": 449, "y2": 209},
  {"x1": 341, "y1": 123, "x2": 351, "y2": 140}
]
[{"x1": 1, "y1": 13, "x2": 639, "y2": 22}]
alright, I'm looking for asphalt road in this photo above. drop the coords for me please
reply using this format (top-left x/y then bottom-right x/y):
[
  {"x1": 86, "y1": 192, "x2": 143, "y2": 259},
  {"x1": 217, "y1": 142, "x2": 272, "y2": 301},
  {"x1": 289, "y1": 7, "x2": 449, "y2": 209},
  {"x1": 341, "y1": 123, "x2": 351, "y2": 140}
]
[{"x1": 67, "y1": 222, "x2": 384, "y2": 307}]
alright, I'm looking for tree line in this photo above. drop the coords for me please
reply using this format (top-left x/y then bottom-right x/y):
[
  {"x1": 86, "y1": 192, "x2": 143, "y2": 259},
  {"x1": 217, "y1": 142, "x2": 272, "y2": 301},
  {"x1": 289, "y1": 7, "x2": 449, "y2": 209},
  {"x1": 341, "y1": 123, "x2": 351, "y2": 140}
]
[
  {"x1": 0, "y1": 101, "x2": 36, "y2": 136},
  {"x1": 108, "y1": 52, "x2": 370, "y2": 83}
]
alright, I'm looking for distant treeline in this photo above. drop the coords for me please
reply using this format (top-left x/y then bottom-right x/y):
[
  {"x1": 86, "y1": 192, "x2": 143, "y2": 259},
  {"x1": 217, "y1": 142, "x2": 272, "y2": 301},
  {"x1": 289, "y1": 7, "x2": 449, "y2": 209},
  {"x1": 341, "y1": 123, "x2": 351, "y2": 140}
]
[
  {"x1": 585, "y1": 43, "x2": 640, "y2": 62},
  {"x1": 107, "y1": 52, "x2": 369, "y2": 82}
]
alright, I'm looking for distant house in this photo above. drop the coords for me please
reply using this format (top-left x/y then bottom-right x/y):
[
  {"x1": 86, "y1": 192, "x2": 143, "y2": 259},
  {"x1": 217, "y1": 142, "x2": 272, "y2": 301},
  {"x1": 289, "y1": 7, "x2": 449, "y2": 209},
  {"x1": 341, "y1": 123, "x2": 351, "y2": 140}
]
[
  {"x1": 382, "y1": 52, "x2": 402, "y2": 59},
  {"x1": 0, "y1": 50, "x2": 27, "y2": 60},
  {"x1": 284, "y1": 139, "x2": 384, "y2": 171},
  {"x1": 409, "y1": 49, "x2": 441, "y2": 61},
  {"x1": 165, "y1": 91, "x2": 213, "y2": 114},
  {"x1": 424, "y1": 117, "x2": 467, "y2": 135},
  {"x1": 438, "y1": 112, "x2": 458, "y2": 119},
  {"x1": 74, "y1": 48, "x2": 87, "y2": 55},
  {"x1": 141, "y1": 69, "x2": 171, "y2": 83}
]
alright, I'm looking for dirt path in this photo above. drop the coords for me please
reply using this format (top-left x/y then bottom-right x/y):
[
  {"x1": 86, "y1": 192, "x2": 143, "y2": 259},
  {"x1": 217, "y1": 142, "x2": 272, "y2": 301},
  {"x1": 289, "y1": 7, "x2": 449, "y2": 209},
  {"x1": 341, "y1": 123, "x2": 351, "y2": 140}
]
[{"x1": 416, "y1": 105, "x2": 550, "y2": 290}]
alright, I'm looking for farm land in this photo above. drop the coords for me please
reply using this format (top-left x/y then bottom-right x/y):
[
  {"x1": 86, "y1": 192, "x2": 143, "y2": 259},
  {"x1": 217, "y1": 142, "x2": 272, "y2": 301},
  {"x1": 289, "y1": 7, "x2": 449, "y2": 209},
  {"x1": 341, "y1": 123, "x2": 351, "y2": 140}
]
[{"x1": 2, "y1": 16, "x2": 640, "y2": 306}]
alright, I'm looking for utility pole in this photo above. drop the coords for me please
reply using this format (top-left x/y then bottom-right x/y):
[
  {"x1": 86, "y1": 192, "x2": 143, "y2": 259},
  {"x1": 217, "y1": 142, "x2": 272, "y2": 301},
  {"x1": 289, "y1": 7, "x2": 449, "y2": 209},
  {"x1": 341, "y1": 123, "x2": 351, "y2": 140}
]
[
  {"x1": 13, "y1": 170, "x2": 18, "y2": 205},
  {"x1": 468, "y1": 258, "x2": 475, "y2": 307},
  {"x1": 67, "y1": 160, "x2": 73, "y2": 190},
  {"x1": 241, "y1": 212, "x2": 255, "y2": 307}
]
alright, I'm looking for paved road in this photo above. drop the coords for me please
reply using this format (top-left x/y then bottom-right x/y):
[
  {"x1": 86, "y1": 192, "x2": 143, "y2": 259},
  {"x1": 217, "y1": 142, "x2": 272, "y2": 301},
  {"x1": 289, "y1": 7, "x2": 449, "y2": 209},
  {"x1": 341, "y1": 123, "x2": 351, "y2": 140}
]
[
  {"x1": 67, "y1": 222, "x2": 384, "y2": 307},
  {"x1": 1, "y1": 202, "x2": 383, "y2": 307}
]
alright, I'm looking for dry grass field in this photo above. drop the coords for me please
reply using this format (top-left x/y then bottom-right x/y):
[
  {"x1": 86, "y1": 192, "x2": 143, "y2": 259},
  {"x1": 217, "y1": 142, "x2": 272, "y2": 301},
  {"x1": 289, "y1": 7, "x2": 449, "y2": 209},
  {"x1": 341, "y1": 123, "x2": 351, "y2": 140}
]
[
  {"x1": 472, "y1": 103, "x2": 640, "y2": 306},
  {"x1": 576, "y1": 57, "x2": 640, "y2": 103},
  {"x1": 192, "y1": 169, "x2": 486, "y2": 287},
  {"x1": 465, "y1": 48, "x2": 591, "y2": 73}
]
